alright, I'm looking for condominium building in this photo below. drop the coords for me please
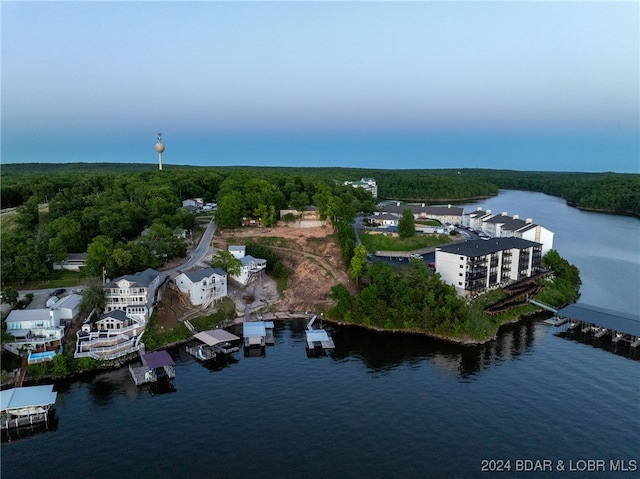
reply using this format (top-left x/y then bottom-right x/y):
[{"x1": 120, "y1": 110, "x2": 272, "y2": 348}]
[{"x1": 435, "y1": 238, "x2": 543, "y2": 297}]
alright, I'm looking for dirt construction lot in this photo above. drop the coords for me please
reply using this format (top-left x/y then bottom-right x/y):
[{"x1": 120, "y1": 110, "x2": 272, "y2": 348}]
[
  {"x1": 215, "y1": 224, "x2": 359, "y2": 312},
  {"x1": 153, "y1": 224, "x2": 358, "y2": 330}
]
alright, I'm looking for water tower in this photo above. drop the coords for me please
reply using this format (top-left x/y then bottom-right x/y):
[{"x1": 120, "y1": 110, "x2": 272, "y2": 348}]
[{"x1": 155, "y1": 132, "x2": 165, "y2": 170}]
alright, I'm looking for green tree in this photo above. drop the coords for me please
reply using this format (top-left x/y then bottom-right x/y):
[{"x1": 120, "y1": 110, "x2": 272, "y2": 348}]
[
  {"x1": 350, "y1": 244, "x2": 367, "y2": 284},
  {"x1": 398, "y1": 208, "x2": 416, "y2": 238},
  {"x1": 80, "y1": 284, "x2": 106, "y2": 316},
  {"x1": 211, "y1": 250, "x2": 242, "y2": 277},
  {"x1": 48, "y1": 236, "x2": 68, "y2": 264},
  {"x1": 52, "y1": 354, "x2": 70, "y2": 378},
  {"x1": 85, "y1": 235, "x2": 114, "y2": 276},
  {"x1": 2, "y1": 286, "x2": 19, "y2": 305}
]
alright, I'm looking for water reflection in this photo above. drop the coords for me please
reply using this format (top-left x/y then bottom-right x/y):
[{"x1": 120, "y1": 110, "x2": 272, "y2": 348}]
[
  {"x1": 328, "y1": 316, "x2": 545, "y2": 380},
  {"x1": 1, "y1": 415, "x2": 58, "y2": 443},
  {"x1": 557, "y1": 328, "x2": 640, "y2": 361}
]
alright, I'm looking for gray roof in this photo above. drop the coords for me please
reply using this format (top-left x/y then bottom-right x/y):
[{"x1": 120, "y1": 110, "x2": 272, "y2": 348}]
[
  {"x1": 384, "y1": 204, "x2": 464, "y2": 217},
  {"x1": 240, "y1": 255, "x2": 265, "y2": 266},
  {"x1": 485, "y1": 215, "x2": 535, "y2": 231},
  {"x1": 1, "y1": 385, "x2": 57, "y2": 412},
  {"x1": 437, "y1": 237, "x2": 541, "y2": 257},
  {"x1": 194, "y1": 329, "x2": 240, "y2": 346},
  {"x1": 106, "y1": 268, "x2": 160, "y2": 288},
  {"x1": 52, "y1": 293, "x2": 82, "y2": 310},
  {"x1": 467, "y1": 209, "x2": 490, "y2": 218},
  {"x1": 557, "y1": 303, "x2": 640, "y2": 337},
  {"x1": 182, "y1": 267, "x2": 226, "y2": 283},
  {"x1": 99, "y1": 309, "x2": 129, "y2": 322}
]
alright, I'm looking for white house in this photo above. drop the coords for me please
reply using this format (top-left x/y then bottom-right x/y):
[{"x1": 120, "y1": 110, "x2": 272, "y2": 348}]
[
  {"x1": 228, "y1": 245, "x2": 246, "y2": 259},
  {"x1": 435, "y1": 237, "x2": 543, "y2": 297},
  {"x1": 227, "y1": 245, "x2": 266, "y2": 286},
  {"x1": 75, "y1": 309, "x2": 145, "y2": 360},
  {"x1": 464, "y1": 208, "x2": 554, "y2": 255},
  {"x1": 175, "y1": 267, "x2": 228, "y2": 307},
  {"x1": 4, "y1": 309, "x2": 65, "y2": 356},
  {"x1": 53, "y1": 253, "x2": 88, "y2": 271},
  {"x1": 182, "y1": 198, "x2": 204, "y2": 210},
  {"x1": 344, "y1": 178, "x2": 378, "y2": 198},
  {"x1": 370, "y1": 213, "x2": 399, "y2": 227},
  {"x1": 103, "y1": 268, "x2": 165, "y2": 321},
  {"x1": 51, "y1": 293, "x2": 82, "y2": 322}
]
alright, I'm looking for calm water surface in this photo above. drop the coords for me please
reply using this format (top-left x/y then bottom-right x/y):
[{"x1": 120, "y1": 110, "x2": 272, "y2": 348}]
[{"x1": 2, "y1": 191, "x2": 639, "y2": 478}]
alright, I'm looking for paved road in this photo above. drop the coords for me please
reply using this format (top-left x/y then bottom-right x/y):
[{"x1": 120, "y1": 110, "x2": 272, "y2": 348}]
[{"x1": 164, "y1": 218, "x2": 217, "y2": 278}]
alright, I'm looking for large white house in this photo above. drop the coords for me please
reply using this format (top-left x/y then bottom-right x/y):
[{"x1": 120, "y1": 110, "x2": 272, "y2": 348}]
[
  {"x1": 227, "y1": 246, "x2": 267, "y2": 286},
  {"x1": 344, "y1": 178, "x2": 378, "y2": 198},
  {"x1": 435, "y1": 237, "x2": 543, "y2": 297},
  {"x1": 464, "y1": 208, "x2": 554, "y2": 254},
  {"x1": 103, "y1": 268, "x2": 165, "y2": 321},
  {"x1": 4, "y1": 308, "x2": 66, "y2": 356},
  {"x1": 175, "y1": 267, "x2": 228, "y2": 307},
  {"x1": 75, "y1": 309, "x2": 145, "y2": 360}
]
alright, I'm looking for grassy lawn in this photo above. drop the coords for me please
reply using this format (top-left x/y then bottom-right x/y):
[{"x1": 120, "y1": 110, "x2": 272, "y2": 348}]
[
  {"x1": 4, "y1": 271, "x2": 101, "y2": 290},
  {"x1": 359, "y1": 231, "x2": 452, "y2": 252}
]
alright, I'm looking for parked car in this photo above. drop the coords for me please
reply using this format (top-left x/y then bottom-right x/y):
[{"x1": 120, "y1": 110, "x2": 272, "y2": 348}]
[{"x1": 50, "y1": 288, "x2": 66, "y2": 297}]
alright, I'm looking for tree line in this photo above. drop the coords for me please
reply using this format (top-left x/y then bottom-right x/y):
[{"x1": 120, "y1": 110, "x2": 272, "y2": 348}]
[{"x1": 0, "y1": 166, "x2": 374, "y2": 285}]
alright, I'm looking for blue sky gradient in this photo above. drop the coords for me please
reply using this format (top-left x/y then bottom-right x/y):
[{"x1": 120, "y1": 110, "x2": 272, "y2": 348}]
[{"x1": 2, "y1": 1, "x2": 638, "y2": 172}]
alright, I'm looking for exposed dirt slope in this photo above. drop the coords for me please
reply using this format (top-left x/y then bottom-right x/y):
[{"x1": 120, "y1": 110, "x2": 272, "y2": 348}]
[{"x1": 215, "y1": 225, "x2": 359, "y2": 312}]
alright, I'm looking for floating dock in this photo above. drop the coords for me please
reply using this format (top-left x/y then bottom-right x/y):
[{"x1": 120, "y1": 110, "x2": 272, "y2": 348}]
[
  {"x1": 187, "y1": 329, "x2": 240, "y2": 362},
  {"x1": 129, "y1": 350, "x2": 176, "y2": 386}
]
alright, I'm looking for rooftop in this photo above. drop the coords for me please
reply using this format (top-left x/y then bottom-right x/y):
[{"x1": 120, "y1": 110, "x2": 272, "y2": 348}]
[
  {"x1": 557, "y1": 303, "x2": 640, "y2": 337},
  {"x1": 437, "y1": 237, "x2": 541, "y2": 257}
]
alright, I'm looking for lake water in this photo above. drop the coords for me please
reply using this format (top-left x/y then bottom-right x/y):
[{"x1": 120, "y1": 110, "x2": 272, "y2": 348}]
[{"x1": 2, "y1": 190, "x2": 639, "y2": 478}]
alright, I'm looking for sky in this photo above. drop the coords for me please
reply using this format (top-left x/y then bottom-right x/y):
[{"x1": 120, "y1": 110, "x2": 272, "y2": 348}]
[{"x1": 2, "y1": 1, "x2": 638, "y2": 172}]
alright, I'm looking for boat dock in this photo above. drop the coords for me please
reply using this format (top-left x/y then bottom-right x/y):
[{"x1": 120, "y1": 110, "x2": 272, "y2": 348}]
[
  {"x1": 186, "y1": 329, "x2": 240, "y2": 362},
  {"x1": 305, "y1": 315, "x2": 335, "y2": 356},
  {"x1": 1, "y1": 385, "x2": 58, "y2": 432},
  {"x1": 547, "y1": 303, "x2": 640, "y2": 355},
  {"x1": 129, "y1": 350, "x2": 176, "y2": 386},
  {"x1": 243, "y1": 320, "x2": 275, "y2": 355}
]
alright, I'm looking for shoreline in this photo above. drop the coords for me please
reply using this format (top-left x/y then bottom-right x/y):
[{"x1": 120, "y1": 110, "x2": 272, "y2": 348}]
[
  {"x1": 316, "y1": 307, "x2": 552, "y2": 347},
  {"x1": 2, "y1": 305, "x2": 554, "y2": 389}
]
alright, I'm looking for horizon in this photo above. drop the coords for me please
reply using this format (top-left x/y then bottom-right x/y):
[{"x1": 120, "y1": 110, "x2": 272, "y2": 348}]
[{"x1": 2, "y1": 2, "x2": 638, "y2": 173}]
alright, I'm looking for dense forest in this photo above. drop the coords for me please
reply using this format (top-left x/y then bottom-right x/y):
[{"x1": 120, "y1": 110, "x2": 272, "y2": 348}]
[
  {"x1": 0, "y1": 166, "x2": 373, "y2": 285},
  {"x1": 3, "y1": 163, "x2": 638, "y2": 215},
  {"x1": 1, "y1": 163, "x2": 637, "y2": 286}
]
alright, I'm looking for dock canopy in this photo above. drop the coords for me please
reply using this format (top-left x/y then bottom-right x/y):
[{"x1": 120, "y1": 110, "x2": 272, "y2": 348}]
[
  {"x1": 557, "y1": 303, "x2": 640, "y2": 337},
  {"x1": 1, "y1": 385, "x2": 57, "y2": 413},
  {"x1": 143, "y1": 350, "x2": 175, "y2": 370},
  {"x1": 194, "y1": 329, "x2": 240, "y2": 346},
  {"x1": 243, "y1": 321, "x2": 267, "y2": 338}
]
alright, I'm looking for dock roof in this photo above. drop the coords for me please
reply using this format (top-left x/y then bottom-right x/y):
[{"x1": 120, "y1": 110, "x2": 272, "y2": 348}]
[
  {"x1": 243, "y1": 321, "x2": 267, "y2": 338},
  {"x1": 194, "y1": 329, "x2": 240, "y2": 346},
  {"x1": 437, "y1": 237, "x2": 541, "y2": 257},
  {"x1": 143, "y1": 350, "x2": 175, "y2": 369},
  {"x1": 1, "y1": 385, "x2": 57, "y2": 412},
  {"x1": 557, "y1": 303, "x2": 640, "y2": 337},
  {"x1": 305, "y1": 329, "x2": 330, "y2": 342}
]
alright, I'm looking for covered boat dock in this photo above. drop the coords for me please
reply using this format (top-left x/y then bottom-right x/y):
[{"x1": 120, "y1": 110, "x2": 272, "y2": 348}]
[
  {"x1": 551, "y1": 303, "x2": 640, "y2": 352},
  {"x1": 305, "y1": 315, "x2": 335, "y2": 356},
  {"x1": 1, "y1": 385, "x2": 58, "y2": 431},
  {"x1": 187, "y1": 329, "x2": 240, "y2": 361},
  {"x1": 243, "y1": 320, "x2": 274, "y2": 356},
  {"x1": 129, "y1": 350, "x2": 176, "y2": 386}
]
